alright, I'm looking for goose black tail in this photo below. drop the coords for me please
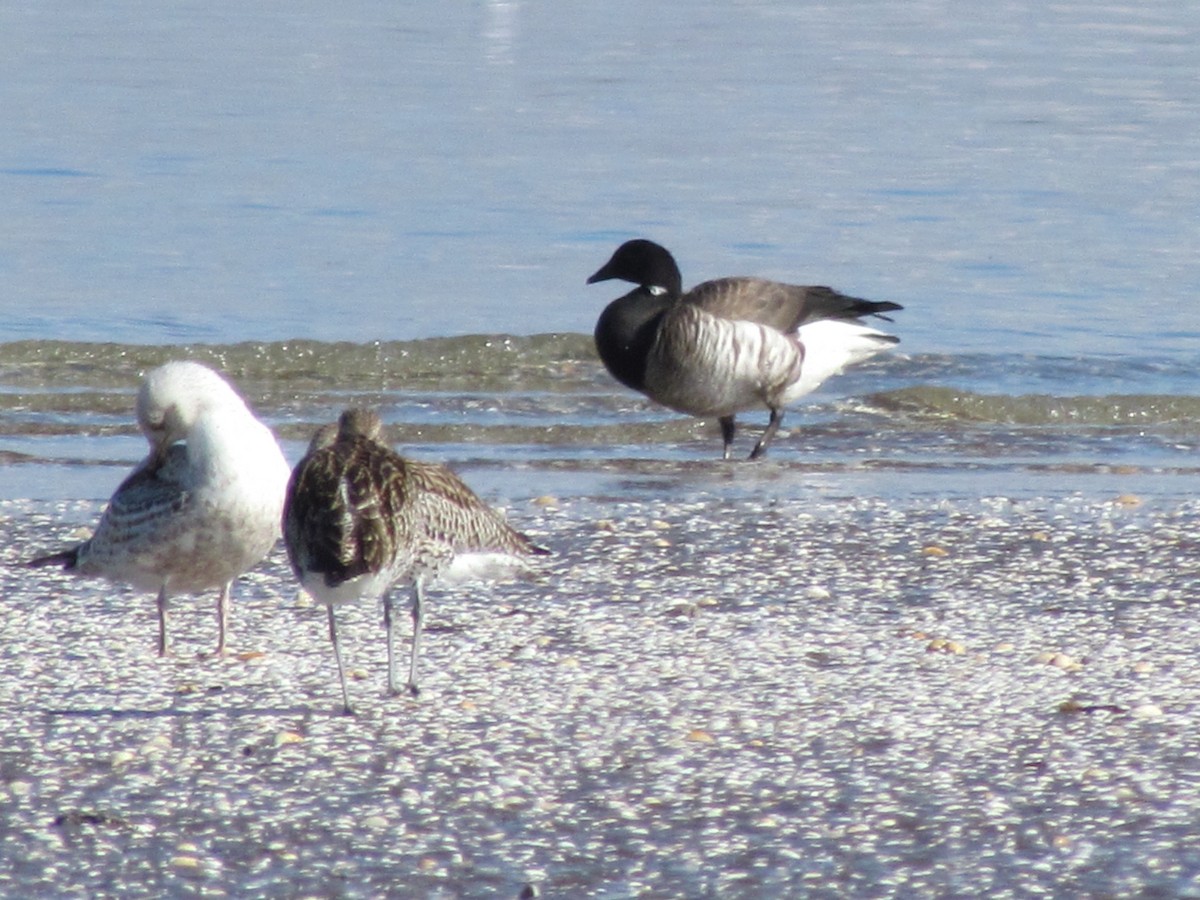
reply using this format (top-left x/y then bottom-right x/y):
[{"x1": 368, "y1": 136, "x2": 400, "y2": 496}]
[{"x1": 805, "y1": 286, "x2": 904, "y2": 324}]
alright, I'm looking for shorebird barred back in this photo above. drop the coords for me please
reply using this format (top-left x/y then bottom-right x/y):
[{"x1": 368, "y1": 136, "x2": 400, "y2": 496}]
[
  {"x1": 587, "y1": 239, "x2": 903, "y2": 460},
  {"x1": 282, "y1": 407, "x2": 549, "y2": 715},
  {"x1": 27, "y1": 360, "x2": 291, "y2": 657}
]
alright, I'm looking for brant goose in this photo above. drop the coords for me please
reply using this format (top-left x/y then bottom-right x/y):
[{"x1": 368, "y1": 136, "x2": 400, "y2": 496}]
[
  {"x1": 283, "y1": 408, "x2": 549, "y2": 714},
  {"x1": 588, "y1": 239, "x2": 902, "y2": 459},
  {"x1": 28, "y1": 361, "x2": 290, "y2": 656}
]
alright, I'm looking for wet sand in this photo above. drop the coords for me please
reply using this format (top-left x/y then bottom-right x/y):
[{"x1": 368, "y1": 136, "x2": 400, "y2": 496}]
[{"x1": 2, "y1": 491, "x2": 1199, "y2": 897}]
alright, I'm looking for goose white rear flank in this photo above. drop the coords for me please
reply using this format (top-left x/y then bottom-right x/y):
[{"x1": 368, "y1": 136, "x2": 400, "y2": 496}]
[
  {"x1": 588, "y1": 239, "x2": 903, "y2": 459},
  {"x1": 282, "y1": 408, "x2": 549, "y2": 715},
  {"x1": 27, "y1": 361, "x2": 290, "y2": 657}
]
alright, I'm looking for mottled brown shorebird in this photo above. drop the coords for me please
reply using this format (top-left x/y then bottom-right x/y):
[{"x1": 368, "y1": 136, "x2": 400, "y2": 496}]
[
  {"x1": 28, "y1": 360, "x2": 291, "y2": 656},
  {"x1": 282, "y1": 408, "x2": 549, "y2": 715}
]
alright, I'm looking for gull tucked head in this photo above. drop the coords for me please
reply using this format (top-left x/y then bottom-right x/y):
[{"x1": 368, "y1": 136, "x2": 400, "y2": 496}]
[{"x1": 137, "y1": 361, "x2": 245, "y2": 458}]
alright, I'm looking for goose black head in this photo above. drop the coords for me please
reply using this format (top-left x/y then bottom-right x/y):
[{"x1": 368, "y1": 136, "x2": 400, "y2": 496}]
[{"x1": 586, "y1": 239, "x2": 684, "y2": 298}]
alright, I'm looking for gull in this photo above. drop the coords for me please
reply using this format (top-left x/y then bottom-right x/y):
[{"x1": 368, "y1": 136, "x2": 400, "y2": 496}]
[
  {"x1": 588, "y1": 238, "x2": 903, "y2": 459},
  {"x1": 28, "y1": 360, "x2": 290, "y2": 656},
  {"x1": 283, "y1": 408, "x2": 549, "y2": 714}
]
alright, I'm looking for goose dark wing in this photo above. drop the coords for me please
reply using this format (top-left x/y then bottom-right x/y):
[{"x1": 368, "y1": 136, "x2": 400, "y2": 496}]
[{"x1": 686, "y1": 277, "x2": 902, "y2": 332}]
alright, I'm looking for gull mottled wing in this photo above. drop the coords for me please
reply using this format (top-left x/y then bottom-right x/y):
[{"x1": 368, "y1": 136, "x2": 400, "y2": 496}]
[
  {"x1": 107, "y1": 444, "x2": 191, "y2": 518},
  {"x1": 74, "y1": 444, "x2": 196, "y2": 573}
]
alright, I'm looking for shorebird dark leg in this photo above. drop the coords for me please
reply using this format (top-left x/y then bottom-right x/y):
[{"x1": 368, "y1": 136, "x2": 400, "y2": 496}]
[
  {"x1": 408, "y1": 578, "x2": 426, "y2": 697},
  {"x1": 214, "y1": 581, "x2": 232, "y2": 656},
  {"x1": 749, "y1": 407, "x2": 785, "y2": 460},
  {"x1": 156, "y1": 586, "x2": 170, "y2": 656},
  {"x1": 719, "y1": 416, "x2": 737, "y2": 461},
  {"x1": 328, "y1": 606, "x2": 353, "y2": 715},
  {"x1": 384, "y1": 590, "x2": 400, "y2": 696}
]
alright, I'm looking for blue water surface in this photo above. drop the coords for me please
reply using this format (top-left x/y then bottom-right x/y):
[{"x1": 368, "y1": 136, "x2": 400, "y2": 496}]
[{"x1": 1, "y1": 1, "x2": 1198, "y2": 362}]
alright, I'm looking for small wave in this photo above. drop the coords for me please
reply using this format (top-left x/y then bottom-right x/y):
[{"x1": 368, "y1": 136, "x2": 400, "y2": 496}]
[
  {"x1": 870, "y1": 385, "x2": 1200, "y2": 427},
  {"x1": 0, "y1": 333, "x2": 597, "y2": 390}
]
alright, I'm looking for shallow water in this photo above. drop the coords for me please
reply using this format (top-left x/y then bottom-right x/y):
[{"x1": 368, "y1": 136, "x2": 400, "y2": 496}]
[
  {"x1": 3, "y1": 1, "x2": 1199, "y2": 351},
  {"x1": 1, "y1": 337, "x2": 1197, "y2": 507}
]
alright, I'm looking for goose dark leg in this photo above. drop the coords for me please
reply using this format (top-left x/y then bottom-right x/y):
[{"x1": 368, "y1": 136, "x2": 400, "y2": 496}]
[
  {"x1": 749, "y1": 407, "x2": 784, "y2": 460},
  {"x1": 719, "y1": 416, "x2": 737, "y2": 461}
]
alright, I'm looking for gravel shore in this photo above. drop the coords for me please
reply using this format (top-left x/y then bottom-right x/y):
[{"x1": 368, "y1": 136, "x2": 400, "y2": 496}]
[{"x1": 2, "y1": 491, "x2": 1200, "y2": 897}]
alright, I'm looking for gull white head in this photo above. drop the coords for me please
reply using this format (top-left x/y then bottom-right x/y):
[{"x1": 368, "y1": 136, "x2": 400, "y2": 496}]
[{"x1": 137, "y1": 361, "x2": 246, "y2": 457}]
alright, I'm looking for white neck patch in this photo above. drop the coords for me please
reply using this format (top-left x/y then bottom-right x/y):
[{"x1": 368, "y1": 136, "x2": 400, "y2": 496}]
[{"x1": 648, "y1": 285, "x2": 668, "y2": 297}]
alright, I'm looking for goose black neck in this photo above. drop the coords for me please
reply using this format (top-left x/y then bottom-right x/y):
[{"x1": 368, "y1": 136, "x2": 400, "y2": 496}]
[{"x1": 593, "y1": 288, "x2": 672, "y2": 392}]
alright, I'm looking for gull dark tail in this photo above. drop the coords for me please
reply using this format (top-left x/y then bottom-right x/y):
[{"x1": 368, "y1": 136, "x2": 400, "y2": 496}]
[{"x1": 27, "y1": 547, "x2": 80, "y2": 570}]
